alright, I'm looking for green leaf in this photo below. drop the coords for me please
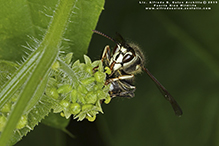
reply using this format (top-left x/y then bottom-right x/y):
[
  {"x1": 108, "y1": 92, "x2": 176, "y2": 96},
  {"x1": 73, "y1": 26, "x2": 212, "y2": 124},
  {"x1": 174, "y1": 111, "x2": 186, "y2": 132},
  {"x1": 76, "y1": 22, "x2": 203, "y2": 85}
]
[
  {"x1": 62, "y1": 1, "x2": 105, "y2": 60},
  {"x1": 0, "y1": 0, "x2": 58, "y2": 61},
  {"x1": 41, "y1": 112, "x2": 72, "y2": 138},
  {"x1": 0, "y1": 60, "x2": 19, "y2": 87},
  {"x1": 0, "y1": 0, "x2": 104, "y2": 145},
  {"x1": 42, "y1": 112, "x2": 70, "y2": 129}
]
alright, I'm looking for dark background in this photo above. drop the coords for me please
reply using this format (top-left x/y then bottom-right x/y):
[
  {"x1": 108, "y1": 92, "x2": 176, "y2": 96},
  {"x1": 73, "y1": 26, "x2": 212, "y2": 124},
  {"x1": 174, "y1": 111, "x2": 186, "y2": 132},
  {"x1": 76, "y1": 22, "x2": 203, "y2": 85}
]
[{"x1": 17, "y1": 1, "x2": 219, "y2": 146}]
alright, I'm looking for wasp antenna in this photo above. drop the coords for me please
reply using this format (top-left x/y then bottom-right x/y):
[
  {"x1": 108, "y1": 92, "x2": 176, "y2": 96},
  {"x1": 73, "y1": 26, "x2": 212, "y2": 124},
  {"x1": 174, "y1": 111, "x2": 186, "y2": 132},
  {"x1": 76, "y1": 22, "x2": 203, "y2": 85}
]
[
  {"x1": 115, "y1": 32, "x2": 126, "y2": 45},
  {"x1": 92, "y1": 30, "x2": 117, "y2": 44}
]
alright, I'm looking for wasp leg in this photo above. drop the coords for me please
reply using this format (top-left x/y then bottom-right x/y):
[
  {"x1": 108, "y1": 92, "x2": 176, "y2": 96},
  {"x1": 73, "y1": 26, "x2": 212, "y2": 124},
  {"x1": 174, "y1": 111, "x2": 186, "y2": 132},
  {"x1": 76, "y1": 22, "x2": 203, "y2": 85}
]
[
  {"x1": 106, "y1": 74, "x2": 136, "y2": 98},
  {"x1": 101, "y1": 45, "x2": 111, "y2": 65},
  {"x1": 93, "y1": 45, "x2": 111, "y2": 73},
  {"x1": 105, "y1": 74, "x2": 134, "y2": 85}
]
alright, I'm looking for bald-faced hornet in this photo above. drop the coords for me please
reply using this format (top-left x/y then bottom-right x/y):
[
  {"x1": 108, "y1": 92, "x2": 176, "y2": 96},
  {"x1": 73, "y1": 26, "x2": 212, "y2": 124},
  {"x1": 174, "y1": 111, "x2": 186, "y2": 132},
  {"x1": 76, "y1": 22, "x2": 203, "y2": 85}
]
[{"x1": 92, "y1": 30, "x2": 183, "y2": 116}]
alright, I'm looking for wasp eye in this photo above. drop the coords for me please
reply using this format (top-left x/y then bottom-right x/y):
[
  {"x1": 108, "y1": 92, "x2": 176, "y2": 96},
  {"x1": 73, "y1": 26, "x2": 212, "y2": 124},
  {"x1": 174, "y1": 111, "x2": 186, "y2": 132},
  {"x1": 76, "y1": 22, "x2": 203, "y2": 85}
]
[
  {"x1": 123, "y1": 54, "x2": 134, "y2": 63},
  {"x1": 113, "y1": 45, "x2": 120, "y2": 54}
]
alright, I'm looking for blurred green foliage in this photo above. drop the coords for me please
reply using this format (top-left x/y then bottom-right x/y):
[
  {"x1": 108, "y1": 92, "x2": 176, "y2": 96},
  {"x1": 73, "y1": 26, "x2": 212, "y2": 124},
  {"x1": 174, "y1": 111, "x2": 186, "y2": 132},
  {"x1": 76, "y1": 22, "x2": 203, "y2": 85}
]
[{"x1": 88, "y1": 1, "x2": 219, "y2": 146}]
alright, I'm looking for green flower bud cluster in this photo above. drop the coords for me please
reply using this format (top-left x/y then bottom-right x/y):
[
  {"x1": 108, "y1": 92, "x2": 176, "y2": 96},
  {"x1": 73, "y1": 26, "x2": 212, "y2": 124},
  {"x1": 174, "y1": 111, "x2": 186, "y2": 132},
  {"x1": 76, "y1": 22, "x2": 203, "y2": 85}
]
[
  {"x1": 0, "y1": 53, "x2": 111, "y2": 133},
  {"x1": 0, "y1": 92, "x2": 28, "y2": 131},
  {"x1": 46, "y1": 53, "x2": 111, "y2": 121}
]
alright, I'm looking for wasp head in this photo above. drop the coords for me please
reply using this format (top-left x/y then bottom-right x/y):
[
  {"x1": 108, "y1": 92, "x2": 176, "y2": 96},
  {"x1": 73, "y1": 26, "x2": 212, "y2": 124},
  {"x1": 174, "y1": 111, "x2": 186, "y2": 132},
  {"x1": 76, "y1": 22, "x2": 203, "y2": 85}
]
[{"x1": 110, "y1": 43, "x2": 145, "y2": 75}]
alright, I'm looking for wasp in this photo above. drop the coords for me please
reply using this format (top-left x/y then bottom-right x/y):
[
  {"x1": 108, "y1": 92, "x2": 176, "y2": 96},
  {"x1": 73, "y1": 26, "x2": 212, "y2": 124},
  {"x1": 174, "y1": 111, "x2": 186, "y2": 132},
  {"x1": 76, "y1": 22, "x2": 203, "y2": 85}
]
[{"x1": 92, "y1": 30, "x2": 183, "y2": 116}]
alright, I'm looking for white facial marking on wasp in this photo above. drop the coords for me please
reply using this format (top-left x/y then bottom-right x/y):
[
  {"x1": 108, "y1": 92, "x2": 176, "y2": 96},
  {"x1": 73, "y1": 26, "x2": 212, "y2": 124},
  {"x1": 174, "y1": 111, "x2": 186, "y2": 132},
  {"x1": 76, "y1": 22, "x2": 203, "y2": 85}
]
[
  {"x1": 120, "y1": 46, "x2": 127, "y2": 53},
  {"x1": 116, "y1": 54, "x2": 123, "y2": 63},
  {"x1": 115, "y1": 45, "x2": 121, "y2": 53},
  {"x1": 113, "y1": 63, "x2": 122, "y2": 71},
  {"x1": 109, "y1": 44, "x2": 131, "y2": 72}
]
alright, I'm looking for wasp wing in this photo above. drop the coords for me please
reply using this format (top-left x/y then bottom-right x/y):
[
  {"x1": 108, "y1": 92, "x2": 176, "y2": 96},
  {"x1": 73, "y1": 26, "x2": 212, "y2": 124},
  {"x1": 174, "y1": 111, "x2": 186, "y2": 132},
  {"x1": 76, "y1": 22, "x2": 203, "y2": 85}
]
[{"x1": 143, "y1": 68, "x2": 183, "y2": 116}]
